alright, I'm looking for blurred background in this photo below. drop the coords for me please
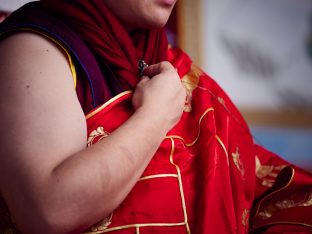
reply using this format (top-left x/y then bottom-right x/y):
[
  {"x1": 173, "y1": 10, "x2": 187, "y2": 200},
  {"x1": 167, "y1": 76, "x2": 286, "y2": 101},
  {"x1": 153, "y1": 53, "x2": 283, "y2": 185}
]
[
  {"x1": 173, "y1": 0, "x2": 312, "y2": 172},
  {"x1": 1, "y1": 0, "x2": 312, "y2": 171}
]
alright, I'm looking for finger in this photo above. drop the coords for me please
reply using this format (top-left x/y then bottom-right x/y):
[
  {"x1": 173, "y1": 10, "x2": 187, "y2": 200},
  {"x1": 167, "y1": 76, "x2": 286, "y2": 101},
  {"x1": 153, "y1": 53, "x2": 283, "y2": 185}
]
[{"x1": 143, "y1": 61, "x2": 174, "y2": 77}]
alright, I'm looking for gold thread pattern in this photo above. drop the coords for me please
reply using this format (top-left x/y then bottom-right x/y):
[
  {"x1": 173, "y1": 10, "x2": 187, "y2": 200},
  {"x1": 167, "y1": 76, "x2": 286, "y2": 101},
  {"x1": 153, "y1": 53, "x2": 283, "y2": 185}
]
[
  {"x1": 87, "y1": 127, "x2": 110, "y2": 147},
  {"x1": 84, "y1": 222, "x2": 186, "y2": 234},
  {"x1": 166, "y1": 107, "x2": 214, "y2": 147},
  {"x1": 91, "y1": 213, "x2": 113, "y2": 232},
  {"x1": 86, "y1": 91, "x2": 132, "y2": 120},
  {"x1": 232, "y1": 146, "x2": 245, "y2": 176},
  {"x1": 259, "y1": 192, "x2": 312, "y2": 220},
  {"x1": 217, "y1": 97, "x2": 226, "y2": 109},
  {"x1": 242, "y1": 208, "x2": 249, "y2": 227},
  {"x1": 252, "y1": 168, "x2": 312, "y2": 230},
  {"x1": 83, "y1": 137, "x2": 189, "y2": 233},
  {"x1": 253, "y1": 167, "x2": 295, "y2": 218},
  {"x1": 139, "y1": 174, "x2": 178, "y2": 181},
  {"x1": 255, "y1": 156, "x2": 286, "y2": 187},
  {"x1": 182, "y1": 64, "x2": 202, "y2": 112},
  {"x1": 215, "y1": 135, "x2": 230, "y2": 165},
  {"x1": 168, "y1": 138, "x2": 191, "y2": 234}
]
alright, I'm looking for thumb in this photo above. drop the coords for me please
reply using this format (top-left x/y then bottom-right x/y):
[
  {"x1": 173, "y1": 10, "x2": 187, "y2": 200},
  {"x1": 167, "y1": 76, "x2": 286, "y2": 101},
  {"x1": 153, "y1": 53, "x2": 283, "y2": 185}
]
[{"x1": 143, "y1": 61, "x2": 173, "y2": 78}]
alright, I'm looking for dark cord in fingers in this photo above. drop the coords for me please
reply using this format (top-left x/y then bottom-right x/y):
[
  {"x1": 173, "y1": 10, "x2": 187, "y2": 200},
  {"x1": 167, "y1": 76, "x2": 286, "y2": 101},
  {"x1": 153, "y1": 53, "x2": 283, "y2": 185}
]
[{"x1": 138, "y1": 60, "x2": 149, "y2": 77}]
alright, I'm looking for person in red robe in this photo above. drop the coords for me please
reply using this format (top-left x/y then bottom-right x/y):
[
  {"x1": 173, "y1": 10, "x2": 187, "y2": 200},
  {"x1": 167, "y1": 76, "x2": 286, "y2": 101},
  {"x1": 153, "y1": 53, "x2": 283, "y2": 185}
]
[{"x1": 0, "y1": 0, "x2": 311, "y2": 233}]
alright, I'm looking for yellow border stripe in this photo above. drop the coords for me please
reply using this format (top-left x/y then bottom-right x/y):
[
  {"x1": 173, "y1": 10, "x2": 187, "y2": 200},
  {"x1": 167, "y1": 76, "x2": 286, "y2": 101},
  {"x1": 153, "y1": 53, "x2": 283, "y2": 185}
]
[
  {"x1": 215, "y1": 135, "x2": 229, "y2": 165},
  {"x1": 253, "y1": 167, "x2": 295, "y2": 216},
  {"x1": 185, "y1": 107, "x2": 214, "y2": 147},
  {"x1": 169, "y1": 138, "x2": 191, "y2": 234},
  {"x1": 84, "y1": 222, "x2": 186, "y2": 233},
  {"x1": 136, "y1": 226, "x2": 140, "y2": 234},
  {"x1": 139, "y1": 174, "x2": 178, "y2": 181},
  {"x1": 85, "y1": 91, "x2": 132, "y2": 119},
  {"x1": 166, "y1": 107, "x2": 214, "y2": 147}
]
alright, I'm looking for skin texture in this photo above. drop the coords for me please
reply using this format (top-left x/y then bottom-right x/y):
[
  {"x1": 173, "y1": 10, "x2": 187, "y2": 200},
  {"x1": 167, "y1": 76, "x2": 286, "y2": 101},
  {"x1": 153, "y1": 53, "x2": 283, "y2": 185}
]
[{"x1": 0, "y1": 1, "x2": 184, "y2": 233}]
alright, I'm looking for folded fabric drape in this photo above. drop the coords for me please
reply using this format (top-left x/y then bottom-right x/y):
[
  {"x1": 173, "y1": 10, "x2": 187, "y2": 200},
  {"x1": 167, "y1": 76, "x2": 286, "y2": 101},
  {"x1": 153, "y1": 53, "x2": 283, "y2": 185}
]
[{"x1": 41, "y1": 0, "x2": 168, "y2": 93}]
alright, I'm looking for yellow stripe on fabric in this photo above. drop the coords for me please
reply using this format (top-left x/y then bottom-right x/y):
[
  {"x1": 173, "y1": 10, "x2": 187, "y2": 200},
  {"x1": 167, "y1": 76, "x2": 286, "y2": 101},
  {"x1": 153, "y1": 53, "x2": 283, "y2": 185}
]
[
  {"x1": 253, "y1": 167, "x2": 295, "y2": 217},
  {"x1": 85, "y1": 91, "x2": 133, "y2": 119},
  {"x1": 84, "y1": 222, "x2": 186, "y2": 233},
  {"x1": 166, "y1": 107, "x2": 214, "y2": 147},
  {"x1": 168, "y1": 137, "x2": 191, "y2": 234},
  {"x1": 139, "y1": 174, "x2": 178, "y2": 181},
  {"x1": 215, "y1": 135, "x2": 229, "y2": 165}
]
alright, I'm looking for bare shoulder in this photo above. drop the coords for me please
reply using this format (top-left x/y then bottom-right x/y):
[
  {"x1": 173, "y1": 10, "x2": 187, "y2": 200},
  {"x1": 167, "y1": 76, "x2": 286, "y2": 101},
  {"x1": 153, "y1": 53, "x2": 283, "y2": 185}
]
[
  {"x1": 0, "y1": 31, "x2": 73, "y2": 85},
  {"x1": 0, "y1": 32, "x2": 74, "y2": 97},
  {"x1": 0, "y1": 32, "x2": 86, "y2": 191}
]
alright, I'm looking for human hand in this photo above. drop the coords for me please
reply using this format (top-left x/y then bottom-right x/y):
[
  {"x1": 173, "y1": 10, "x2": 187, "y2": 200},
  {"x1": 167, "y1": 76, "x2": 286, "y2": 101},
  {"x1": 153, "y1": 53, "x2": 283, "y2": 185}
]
[{"x1": 132, "y1": 61, "x2": 186, "y2": 132}]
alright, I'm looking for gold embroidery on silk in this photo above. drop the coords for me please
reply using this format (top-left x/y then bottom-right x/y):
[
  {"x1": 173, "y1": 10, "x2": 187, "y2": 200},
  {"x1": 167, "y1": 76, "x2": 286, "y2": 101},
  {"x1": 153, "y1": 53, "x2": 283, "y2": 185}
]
[
  {"x1": 254, "y1": 167, "x2": 296, "y2": 220},
  {"x1": 259, "y1": 208, "x2": 273, "y2": 219},
  {"x1": 87, "y1": 127, "x2": 109, "y2": 147},
  {"x1": 303, "y1": 193, "x2": 312, "y2": 206},
  {"x1": 181, "y1": 65, "x2": 202, "y2": 112},
  {"x1": 85, "y1": 91, "x2": 133, "y2": 120},
  {"x1": 91, "y1": 213, "x2": 113, "y2": 232},
  {"x1": 259, "y1": 192, "x2": 312, "y2": 220},
  {"x1": 216, "y1": 96, "x2": 234, "y2": 116},
  {"x1": 276, "y1": 192, "x2": 312, "y2": 210},
  {"x1": 255, "y1": 156, "x2": 286, "y2": 187},
  {"x1": 85, "y1": 222, "x2": 186, "y2": 233},
  {"x1": 217, "y1": 97, "x2": 227, "y2": 110},
  {"x1": 260, "y1": 179, "x2": 275, "y2": 188},
  {"x1": 84, "y1": 85, "x2": 220, "y2": 233},
  {"x1": 139, "y1": 174, "x2": 178, "y2": 181},
  {"x1": 169, "y1": 138, "x2": 191, "y2": 234},
  {"x1": 232, "y1": 146, "x2": 245, "y2": 176},
  {"x1": 242, "y1": 208, "x2": 249, "y2": 227},
  {"x1": 215, "y1": 135, "x2": 230, "y2": 165},
  {"x1": 84, "y1": 138, "x2": 190, "y2": 234},
  {"x1": 185, "y1": 108, "x2": 214, "y2": 147},
  {"x1": 166, "y1": 107, "x2": 214, "y2": 147}
]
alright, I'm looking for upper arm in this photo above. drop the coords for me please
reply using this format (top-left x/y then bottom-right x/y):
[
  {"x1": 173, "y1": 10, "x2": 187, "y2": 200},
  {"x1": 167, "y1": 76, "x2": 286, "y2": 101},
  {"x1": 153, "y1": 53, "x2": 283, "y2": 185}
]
[{"x1": 0, "y1": 32, "x2": 87, "y2": 213}]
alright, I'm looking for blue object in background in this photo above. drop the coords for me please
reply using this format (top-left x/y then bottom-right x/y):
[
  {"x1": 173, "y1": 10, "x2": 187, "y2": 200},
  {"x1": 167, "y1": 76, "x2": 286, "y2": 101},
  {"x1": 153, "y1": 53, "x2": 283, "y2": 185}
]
[{"x1": 251, "y1": 126, "x2": 312, "y2": 172}]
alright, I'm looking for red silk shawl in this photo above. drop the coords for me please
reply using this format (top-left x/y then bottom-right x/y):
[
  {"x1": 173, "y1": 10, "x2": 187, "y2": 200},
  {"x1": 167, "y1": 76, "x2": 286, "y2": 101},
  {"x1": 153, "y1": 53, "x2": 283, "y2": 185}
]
[
  {"x1": 85, "y1": 48, "x2": 312, "y2": 233},
  {"x1": 41, "y1": 0, "x2": 168, "y2": 95}
]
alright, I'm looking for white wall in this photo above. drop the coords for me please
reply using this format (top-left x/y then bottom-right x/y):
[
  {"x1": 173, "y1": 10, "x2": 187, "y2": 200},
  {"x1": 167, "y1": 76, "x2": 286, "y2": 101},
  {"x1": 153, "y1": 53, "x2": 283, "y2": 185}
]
[
  {"x1": 202, "y1": 0, "x2": 312, "y2": 110},
  {"x1": 0, "y1": 0, "x2": 32, "y2": 11},
  {"x1": 201, "y1": 0, "x2": 312, "y2": 170}
]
